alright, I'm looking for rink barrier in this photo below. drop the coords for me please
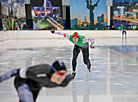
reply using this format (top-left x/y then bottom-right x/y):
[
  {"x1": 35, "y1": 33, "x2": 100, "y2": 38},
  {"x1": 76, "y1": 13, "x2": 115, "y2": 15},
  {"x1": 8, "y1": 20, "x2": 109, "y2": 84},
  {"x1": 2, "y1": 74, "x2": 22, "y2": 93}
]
[{"x1": 0, "y1": 30, "x2": 138, "y2": 42}]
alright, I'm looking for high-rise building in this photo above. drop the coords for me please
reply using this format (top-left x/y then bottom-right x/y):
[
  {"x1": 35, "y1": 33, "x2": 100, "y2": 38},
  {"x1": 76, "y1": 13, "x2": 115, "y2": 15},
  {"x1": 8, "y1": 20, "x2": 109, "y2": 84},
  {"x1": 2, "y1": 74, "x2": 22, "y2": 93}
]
[
  {"x1": 85, "y1": 16, "x2": 88, "y2": 23},
  {"x1": 97, "y1": 14, "x2": 107, "y2": 26},
  {"x1": 71, "y1": 18, "x2": 82, "y2": 27},
  {"x1": 97, "y1": 14, "x2": 107, "y2": 23},
  {"x1": 129, "y1": 0, "x2": 132, "y2": 7},
  {"x1": 94, "y1": 20, "x2": 98, "y2": 25}
]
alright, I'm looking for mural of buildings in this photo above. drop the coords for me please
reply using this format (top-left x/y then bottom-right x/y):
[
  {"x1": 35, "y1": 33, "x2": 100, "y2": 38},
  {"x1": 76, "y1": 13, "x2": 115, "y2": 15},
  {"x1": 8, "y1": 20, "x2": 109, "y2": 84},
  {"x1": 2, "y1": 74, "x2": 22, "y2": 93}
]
[
  {"x1": 97, "y1": 14, "x2": 107, "y2": 26},
  {"x1": 70, "y1": 0, "x2": 107, "y2": 30},
  {"x1": 16, "y1": 7, "x2": 26, "y2": 19},
  {"x1": 94, "y1": 20, "x2": 98, "y2": 25},
  {"x1": 1, "y1": 0, "x2": 25, "y2": 18},
  {"x1": 1, "y1": 6, "x2": 9, "y2": 17},
  {"x1": 85, "y1": 16, "x2": 88, "y2": 22},
  {"x1": 71, "y1": 18, "x2": 82, "y2": 27},
  {"x1": 113, "y1": 0, "x2": 138, "y2": 27}
]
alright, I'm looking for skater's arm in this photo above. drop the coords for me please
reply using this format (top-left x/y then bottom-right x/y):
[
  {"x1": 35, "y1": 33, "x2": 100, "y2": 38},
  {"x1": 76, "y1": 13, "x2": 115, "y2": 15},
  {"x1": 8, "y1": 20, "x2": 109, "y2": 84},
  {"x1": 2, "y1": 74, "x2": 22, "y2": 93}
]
[
  {"x1": 83, "y1": 38, "x2": 95, "y2": 48},
  {"x1": 51, "y1": 30, "x2": 70, "y2": 39},
  {"x1": 0, "y1": 66, "x2": 35, "y2": 83},
  {"x1": 55, "y1": 31, "x2": 70, "y2": 39},
  {"x1": 120, "y1": 26, "x2": 122, "y2": 31},
  {"x1": 25, "y1": 65, "x2": 51, "y2": 82},
  {"x1": 0, "y1": 69, "x2": 19, "y2": 83}
]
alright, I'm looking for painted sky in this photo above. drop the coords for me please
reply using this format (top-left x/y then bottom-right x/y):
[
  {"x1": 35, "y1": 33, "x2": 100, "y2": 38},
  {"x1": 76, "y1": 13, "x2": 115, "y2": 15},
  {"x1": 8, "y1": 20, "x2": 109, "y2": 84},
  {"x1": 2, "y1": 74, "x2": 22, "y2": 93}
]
[
  {"x1": 113, "y1": 0, "x2": 138, "y2": 1},
  {"x1": 1, "y1": 0, "x2": 24, "y2": 5},
  {"x1": 70, "y1": 0, "x2": 107, "y2": 22},
  {"x1": 1, "y1": 0, "x2": 25, "y2": 14},
  {"x1": 1, "y1": 0, "x2": 25, "y2": 9}
]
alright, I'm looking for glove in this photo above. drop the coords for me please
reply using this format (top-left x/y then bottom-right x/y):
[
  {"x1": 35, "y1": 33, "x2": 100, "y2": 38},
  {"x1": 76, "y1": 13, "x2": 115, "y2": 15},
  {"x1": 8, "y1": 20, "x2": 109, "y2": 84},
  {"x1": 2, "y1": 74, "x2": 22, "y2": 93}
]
[
  {"x1": 90, "y1": 45, "x2": 95, "y2": 49},
  {"x1": 61, "y1": 74, "x2": 73, "y2": 87},
  {"x1": 51, "y1": 29, "x2": 55, "y2": 34}
]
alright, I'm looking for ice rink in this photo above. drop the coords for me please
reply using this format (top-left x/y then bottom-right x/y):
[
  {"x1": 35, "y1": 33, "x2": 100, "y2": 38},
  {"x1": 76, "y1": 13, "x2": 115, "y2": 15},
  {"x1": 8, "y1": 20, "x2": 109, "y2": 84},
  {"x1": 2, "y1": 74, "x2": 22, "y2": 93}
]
[{"x1": 0, "y1": 32, "x2": 138, "y2": 102}]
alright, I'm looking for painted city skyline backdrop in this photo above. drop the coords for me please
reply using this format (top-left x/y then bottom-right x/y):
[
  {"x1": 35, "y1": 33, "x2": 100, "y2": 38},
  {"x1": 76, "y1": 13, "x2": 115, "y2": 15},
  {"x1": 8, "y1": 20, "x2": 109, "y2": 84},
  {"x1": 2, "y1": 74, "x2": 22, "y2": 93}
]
[
  {"x1": 113, "y1": 0, "x2": 138, "y2": 1},
  {"x1": 113, "y1": 0, "x2": 138, "y2": 29},
  {"x1": 1, "y1": 0, "x2": 25, "y2": 13},
  {"x1": 70, "y1": 0, "x2": 107, "y2": 22}
]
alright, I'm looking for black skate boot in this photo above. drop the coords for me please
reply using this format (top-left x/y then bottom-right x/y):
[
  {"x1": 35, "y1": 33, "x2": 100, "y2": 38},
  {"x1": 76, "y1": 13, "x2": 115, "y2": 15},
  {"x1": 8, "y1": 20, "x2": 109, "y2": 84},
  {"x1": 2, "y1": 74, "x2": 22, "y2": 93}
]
[
  {"x1": 72, "y1": 73, "x2": 76, "y2": 79},
  {"x1": 87, "y1": 61, "x2": 91, "y2": 70}
]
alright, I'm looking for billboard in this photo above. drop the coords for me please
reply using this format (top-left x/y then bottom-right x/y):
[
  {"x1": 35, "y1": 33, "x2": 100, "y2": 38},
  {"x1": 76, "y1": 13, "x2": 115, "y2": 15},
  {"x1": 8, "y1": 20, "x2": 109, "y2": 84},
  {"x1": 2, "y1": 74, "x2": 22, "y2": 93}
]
[
  {"x1": 32, "y1": 7, "x2": 63, "y2": 30},
  {"x1": 70, "y1": 0, "x2": 107, "y2": 30},
  {"x1": 31, "y1": 0, "x2": 63, "y2": 30},
  {"x1": 1, "y1": 0, "x2": 25, "y2": 18},
  {"x1": 1, "y1": 0, "x2": 26, "y2": 30},
  {"x1": 113, "y1": 0, "x2": 138, "y2": 30}
]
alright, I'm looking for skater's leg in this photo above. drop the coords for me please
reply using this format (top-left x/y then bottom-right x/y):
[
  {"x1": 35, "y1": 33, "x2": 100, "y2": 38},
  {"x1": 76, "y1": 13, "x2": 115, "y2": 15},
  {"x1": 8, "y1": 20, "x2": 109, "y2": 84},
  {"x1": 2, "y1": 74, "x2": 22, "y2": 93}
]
[
  {"x1": 83, "y1": 55, "x2": 91, "y2": 69},
  {"x1": 72, "y1": 45, "x2": 80, "y2": 78},
  {"x1": 82, "y1": 44, "x2": 91, "y2": 70},
  {"x1": 0, "y1": 69, "x2": 19, "y2": 83},
  {"x1": 124, "y1": 31, "x2": 127, "y2": 39},
  {"x1": 17, "y1": 84, "x2": 34, "y2": 102},
  {"x1": 32, "y1": 90, "x2": 40, "y2": 102},
  {"x1": 122, "y1": 31, "x2": 124, "y2": 39}
]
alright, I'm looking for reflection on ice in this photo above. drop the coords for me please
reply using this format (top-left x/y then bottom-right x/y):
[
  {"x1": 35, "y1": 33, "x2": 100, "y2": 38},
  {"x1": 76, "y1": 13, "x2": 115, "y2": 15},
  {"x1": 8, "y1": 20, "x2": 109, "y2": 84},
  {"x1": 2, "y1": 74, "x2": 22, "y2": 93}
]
[{"x1": 0, "y1": 46, "x2": 138, "y2": 102}]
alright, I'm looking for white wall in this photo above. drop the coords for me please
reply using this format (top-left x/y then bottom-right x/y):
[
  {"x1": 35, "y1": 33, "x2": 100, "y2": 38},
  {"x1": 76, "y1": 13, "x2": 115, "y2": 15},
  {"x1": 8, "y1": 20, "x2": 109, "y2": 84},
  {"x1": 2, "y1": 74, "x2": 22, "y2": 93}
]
[
  {"x1": 107, "y1": 6, "x2": 110, "y2": 26},
  {"x1": 62, "y1": 6, "x2": 66, "y2": 20},
  {"x1": 106, "y1": 0, "x2": 113, "y2": 6},
  {"x1": 0, "y1": 30, "x2": 138, "y2": 42},
  {"x1": 24, "y1": 0, "x2": 30, "y2": 4},
  {"x1": 62, "y1": 0, "x2": 70, "y2": 6},
  {"x1": 0, "y1": 30, "x2": 138, "y2": 52}
]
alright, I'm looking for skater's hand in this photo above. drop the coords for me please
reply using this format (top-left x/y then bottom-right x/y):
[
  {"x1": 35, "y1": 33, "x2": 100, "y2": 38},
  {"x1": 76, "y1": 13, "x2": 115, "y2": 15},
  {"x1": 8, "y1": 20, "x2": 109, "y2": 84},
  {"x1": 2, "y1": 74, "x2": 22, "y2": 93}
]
[
  {"x1": 51, "y1": 29, "x2": 55, "y2": 34},
  {"x1": 90, "y1": 45, "x2": 95, "y2": 49}
]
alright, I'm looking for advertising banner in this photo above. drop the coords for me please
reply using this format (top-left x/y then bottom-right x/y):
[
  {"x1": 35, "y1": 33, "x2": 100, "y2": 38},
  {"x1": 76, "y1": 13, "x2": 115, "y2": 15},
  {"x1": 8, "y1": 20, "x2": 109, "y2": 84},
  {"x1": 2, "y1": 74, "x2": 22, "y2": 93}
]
[
  {"x1": 31, "y1": 0, "x2": 64, "y2": 30},
  {"x1": 70, "y1": 0, "x2": 107, "y2": 30},
  {"x1": 113, "y1": 0, "x2": 138, "y2": 30},
  {"x1": 1, "y1": 0, "x2": 26, "y2": 30}
]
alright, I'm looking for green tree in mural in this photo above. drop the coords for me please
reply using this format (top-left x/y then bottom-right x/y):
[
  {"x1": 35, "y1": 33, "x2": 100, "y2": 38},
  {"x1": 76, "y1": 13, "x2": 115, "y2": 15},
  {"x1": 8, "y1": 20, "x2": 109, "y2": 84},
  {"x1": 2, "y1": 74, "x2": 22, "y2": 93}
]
[{"x1": 86, "y1": 0, "x2": 100, "y2": 30}]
